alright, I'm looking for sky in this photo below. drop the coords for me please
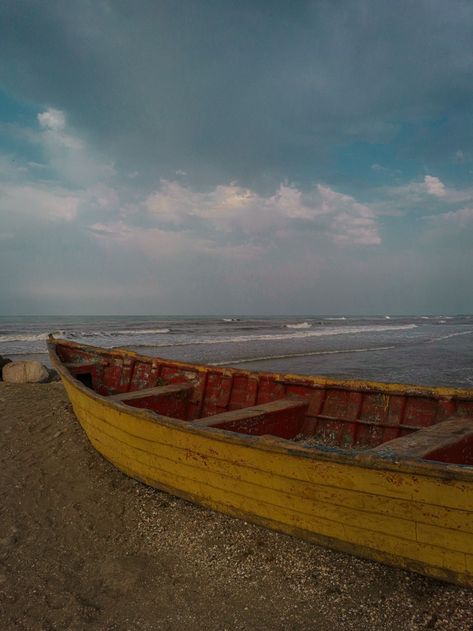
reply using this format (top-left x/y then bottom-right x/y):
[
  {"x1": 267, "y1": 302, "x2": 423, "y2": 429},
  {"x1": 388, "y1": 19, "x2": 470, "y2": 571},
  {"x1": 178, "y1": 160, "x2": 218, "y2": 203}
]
[{"x1": 1, "y1": 0, "x2": 473, "y2": 315}]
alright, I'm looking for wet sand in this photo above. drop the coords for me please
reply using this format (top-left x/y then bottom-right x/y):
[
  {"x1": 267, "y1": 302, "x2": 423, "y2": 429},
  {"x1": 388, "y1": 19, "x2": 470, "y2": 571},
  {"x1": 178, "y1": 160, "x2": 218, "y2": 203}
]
[{"x1": 1, "y1": 382, "x2": 472, "y2": 631}]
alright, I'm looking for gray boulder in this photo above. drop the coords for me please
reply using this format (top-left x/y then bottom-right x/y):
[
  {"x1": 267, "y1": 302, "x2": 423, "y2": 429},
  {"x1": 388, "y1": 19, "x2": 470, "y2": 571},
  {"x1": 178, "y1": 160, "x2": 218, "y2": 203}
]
[{"x1": 2, "y1": 360, "x2": 50, "y2": 384}]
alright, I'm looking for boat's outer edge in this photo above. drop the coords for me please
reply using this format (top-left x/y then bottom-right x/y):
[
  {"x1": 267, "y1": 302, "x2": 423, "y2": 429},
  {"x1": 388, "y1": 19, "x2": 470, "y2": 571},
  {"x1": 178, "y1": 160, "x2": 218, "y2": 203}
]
[
  {"x1": 102, "y1": 452, "x2": 473, "y2": 588},
  {"x1": 74, "y1": 404, "x2": 473, "y2": 534},
  {"x1": 75, "y1": 387, "x2": 473, "y2": 580},
  {"x1": 48, "y1": 336, "x2": 473, "y2": 483}
]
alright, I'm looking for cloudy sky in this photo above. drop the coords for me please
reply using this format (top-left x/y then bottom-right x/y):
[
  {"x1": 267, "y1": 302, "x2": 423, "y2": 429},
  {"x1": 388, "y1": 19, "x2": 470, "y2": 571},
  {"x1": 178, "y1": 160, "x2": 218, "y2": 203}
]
[{"x1": 1, "y1": 1, "x2": 473, "y2": 315}]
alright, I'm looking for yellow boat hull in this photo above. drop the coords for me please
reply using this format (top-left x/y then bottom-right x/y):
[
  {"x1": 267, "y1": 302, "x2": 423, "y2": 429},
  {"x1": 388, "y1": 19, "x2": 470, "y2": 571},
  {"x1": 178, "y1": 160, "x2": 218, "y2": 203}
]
[{"x1": 49, "y1": 337, "x2": 473, "y2": 586}]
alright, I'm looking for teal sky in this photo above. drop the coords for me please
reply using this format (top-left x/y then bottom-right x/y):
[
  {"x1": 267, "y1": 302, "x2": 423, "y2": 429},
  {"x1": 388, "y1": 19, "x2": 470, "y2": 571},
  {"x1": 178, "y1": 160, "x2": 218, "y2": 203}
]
[{"x1": 1, "y1": 1, "x2": 473, "y2": 315}]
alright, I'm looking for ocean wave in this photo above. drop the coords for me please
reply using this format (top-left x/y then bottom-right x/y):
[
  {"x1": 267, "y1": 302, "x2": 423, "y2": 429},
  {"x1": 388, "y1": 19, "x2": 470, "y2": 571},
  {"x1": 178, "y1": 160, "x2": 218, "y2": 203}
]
[
  {"x1": 113, "y1": 328, "x2": 171, "y2": 335},
  {"x1": 426, "y1": 330, "x2": 473, "y2": 343},
  {"x1": 222, "y1": 318, "x2": 240, "y2": 322},
  {"x1": 324, "y1": 317, "x2": 347, "y2": 321},
  {"x1": 285, "y1": 322, "x2": 311, "y2": 329},
  {"x1": 75, "y1": 328, "x2": 171, "y2": 338},
  {"x1": 200, "y1": 323, "x2": 418, "y2": 345},
  {"x1": 0, "y1": 327, "x2": 172, "y2": 345},
  {"x1": 0, "y1": 332, "x2": 50, "y2": 343},
  {"x1": 3, "y1": 350, "x2": 49, "y2": 356},
  {"x1": 211, "y1": 345, "x2": 396, "y2": 366},
  {"x1": 130, "y1": 323, "x2": 418, "y2": 349}
]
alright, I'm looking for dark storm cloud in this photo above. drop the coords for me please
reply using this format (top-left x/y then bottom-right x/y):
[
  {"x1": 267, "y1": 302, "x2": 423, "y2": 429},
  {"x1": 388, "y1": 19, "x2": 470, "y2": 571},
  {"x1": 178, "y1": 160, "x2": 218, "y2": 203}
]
[{"x1": 1, "y1": 0, "x2": 473, "y2": 188}]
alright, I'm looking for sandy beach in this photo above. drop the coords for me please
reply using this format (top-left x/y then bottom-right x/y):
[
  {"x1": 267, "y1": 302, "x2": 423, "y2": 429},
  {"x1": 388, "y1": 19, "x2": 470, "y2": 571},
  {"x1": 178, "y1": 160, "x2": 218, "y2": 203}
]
[{"x1": 1, "y1": 382, "x2": 473, "y2": 631}]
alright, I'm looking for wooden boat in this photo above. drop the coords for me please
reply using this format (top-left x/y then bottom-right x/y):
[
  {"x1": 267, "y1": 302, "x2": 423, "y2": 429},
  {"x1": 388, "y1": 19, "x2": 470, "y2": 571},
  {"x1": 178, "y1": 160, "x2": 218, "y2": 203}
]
[{"x1": 48, "y1": 335, "x2": 473, "y2": 586}]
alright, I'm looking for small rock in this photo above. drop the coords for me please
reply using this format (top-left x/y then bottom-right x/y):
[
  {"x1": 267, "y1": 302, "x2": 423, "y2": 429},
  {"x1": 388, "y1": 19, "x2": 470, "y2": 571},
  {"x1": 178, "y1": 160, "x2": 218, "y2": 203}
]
[
  {"x1": 47, "y1": 368, "x2": 61, "y2": 382},
  {"x1": 0, "y1": 355, "x2": 12, "y2": 380},
  {"x1": 2, "y1": 360, "x2": 49, "y2": 384},
  {"x1": 0, "y1": 534, "x2": 17, "y2": 547}
]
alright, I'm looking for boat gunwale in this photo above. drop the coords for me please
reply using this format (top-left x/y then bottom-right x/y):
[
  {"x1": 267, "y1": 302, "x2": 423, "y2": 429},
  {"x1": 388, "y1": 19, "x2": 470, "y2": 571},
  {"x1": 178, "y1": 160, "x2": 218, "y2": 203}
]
[
  {"x1": 48, "y1": 335, "x2": 473, "y2": 401},
  {"x1": 48, "y1": 335, "x2": 473, "y2": 483}
]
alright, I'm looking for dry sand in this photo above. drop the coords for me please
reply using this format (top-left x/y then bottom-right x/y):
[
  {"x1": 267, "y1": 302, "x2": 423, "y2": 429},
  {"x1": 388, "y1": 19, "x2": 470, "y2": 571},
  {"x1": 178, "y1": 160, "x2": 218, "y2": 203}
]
[{"x1": 1, "y1": 382, "x2": 472, "y2": 631}]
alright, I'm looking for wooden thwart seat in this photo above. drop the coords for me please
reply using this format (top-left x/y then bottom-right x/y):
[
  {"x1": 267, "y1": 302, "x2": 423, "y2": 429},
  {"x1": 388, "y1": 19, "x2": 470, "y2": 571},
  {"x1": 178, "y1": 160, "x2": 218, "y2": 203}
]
[
  {"x1": 193, "y1": 397, "x2": 309, "y2": 439},
  {"x1": 107, "y1": 382, "x2": 195, "y2": 402},
  {"x1": 371, "y1": 416, "x2": 473, "y2": 463}
]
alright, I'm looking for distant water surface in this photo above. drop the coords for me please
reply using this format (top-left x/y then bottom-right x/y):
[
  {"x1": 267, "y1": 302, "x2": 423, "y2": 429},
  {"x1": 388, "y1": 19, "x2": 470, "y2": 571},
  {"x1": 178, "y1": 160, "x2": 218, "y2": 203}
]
[{"x1": 1, "y1": 314, "x2": 472, "y2": 387}]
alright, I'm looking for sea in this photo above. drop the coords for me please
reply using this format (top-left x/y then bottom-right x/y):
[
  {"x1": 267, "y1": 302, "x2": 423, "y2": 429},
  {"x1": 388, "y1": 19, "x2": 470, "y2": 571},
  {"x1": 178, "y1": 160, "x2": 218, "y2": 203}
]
[{"x1": 1, "y1": 314, "x2": 473, "y2": 388}]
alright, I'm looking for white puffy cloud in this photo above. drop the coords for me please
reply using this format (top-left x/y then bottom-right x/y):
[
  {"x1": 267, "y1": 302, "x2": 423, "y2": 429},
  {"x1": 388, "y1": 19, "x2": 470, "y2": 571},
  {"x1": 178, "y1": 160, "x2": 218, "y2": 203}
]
[
  {"x1": 38, "y1": 108, "x2": 65, "y2": 132},
  {"x1": 375, "y1": 175, "x2": 473, "y2": 219},
  {"x1": 424, "y1": 175, "x2": 446, "y2": 197},
  {"x1": 87, "y1": 220, "x2": 266, "y2": 261},
  {"x1": 144, "y1": 180, "x2": 381, "y2": 246},
  {"x1": 0, "y1": 108, "x2": 118, "y2": 228},
  {"x1": 437, "y1": 206, "x2": 473, "y2": 224},
  {"x1": 37, "y1": 107, "x2": 82, "y2": 150},
  {"x1": 35, "y1": 108, "x2": 115, "y2": 186},
  {"x1": 0, "y1": 183, "x2": 79, "y2": 221}
]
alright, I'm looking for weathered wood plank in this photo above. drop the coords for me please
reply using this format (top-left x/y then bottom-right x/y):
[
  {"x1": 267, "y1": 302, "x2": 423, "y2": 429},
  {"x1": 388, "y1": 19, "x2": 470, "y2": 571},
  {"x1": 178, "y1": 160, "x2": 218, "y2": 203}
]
[
  {"x1": 193, "y1": 397, "x2": 308, "y2": 428},
  {"x1": 372, "y1": 416, "x2": 473, "y2": 458},
  {"x1": 107, "y1": 382, "x2": 194, "y2": 402}
]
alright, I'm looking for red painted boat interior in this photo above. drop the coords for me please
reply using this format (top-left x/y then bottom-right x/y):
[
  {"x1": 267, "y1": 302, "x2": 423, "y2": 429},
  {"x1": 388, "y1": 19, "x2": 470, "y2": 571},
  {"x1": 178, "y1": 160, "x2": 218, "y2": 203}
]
[{"x1": 54, "y1": 343, "x2": 473, "y2": 466}]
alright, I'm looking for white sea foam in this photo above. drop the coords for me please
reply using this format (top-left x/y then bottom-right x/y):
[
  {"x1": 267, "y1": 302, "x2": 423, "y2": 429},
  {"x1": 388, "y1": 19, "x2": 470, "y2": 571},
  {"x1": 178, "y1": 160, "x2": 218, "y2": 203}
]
[
  {"x1": 151, "y1": 323, "x2": 418, "y2": 348},
  {"x1": 5, "y1": 350, "x2": 49, "y2": 356},
  {"x1": 0, "y1": 328, "x2": 172, "y2": 345},
  {"x1": 77, "y1": 328, "x2": 171, "y2": 337},
  {"x1": 203, "y1": 323, "x2": 417, "y2": 344},
  {"x1": 0, "y1": 332, "x2": 49, "y2": 343},
  {"x1": 426, "y1": 330, "x2": 473, "y2": 343},
  {"x1": 222, "y1": 318, "x2": 239, "y2": 322},
  {"x1": 285, "y1": 322, "x2": 311, "y2": 329},
  {"x1": 324, "y1": 317, "x2": 347, "y2": 321},
  {"x1": 113, "y1": 328, "x2": 170, "y2": 335}
]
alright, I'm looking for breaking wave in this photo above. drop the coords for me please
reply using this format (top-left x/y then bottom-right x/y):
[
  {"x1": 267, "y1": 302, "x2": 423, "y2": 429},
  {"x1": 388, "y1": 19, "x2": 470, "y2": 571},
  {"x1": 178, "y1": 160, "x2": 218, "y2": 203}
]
[
  {"x1": 66, "y1": 328, "x2": 171, "y2": 338},
  {"x1": 113, "y1": 328, "x2": 170, "y2": 335},
  {"x1": 0, "y1": 327, "x2": 171, "y2": 345},
  {"x1": 0, "y1": 333, "x2": 50, "y2": 343},
  {"x1": 132, "y1": 323, "x2": 418, "y2": 349},
  {"x1": 196, "y1": 323, "x2": 417, "y2": 345},
  {"x1": 285, "y1": 322, "x2": 311, "y2": 329}
]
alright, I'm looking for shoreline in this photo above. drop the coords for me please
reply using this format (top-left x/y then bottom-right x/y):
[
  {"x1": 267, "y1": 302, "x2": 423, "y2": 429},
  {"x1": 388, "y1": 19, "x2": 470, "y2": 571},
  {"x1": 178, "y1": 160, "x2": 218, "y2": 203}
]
[{"x1": 1, "y1": 382, "x2": 473, "y2": 630}]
